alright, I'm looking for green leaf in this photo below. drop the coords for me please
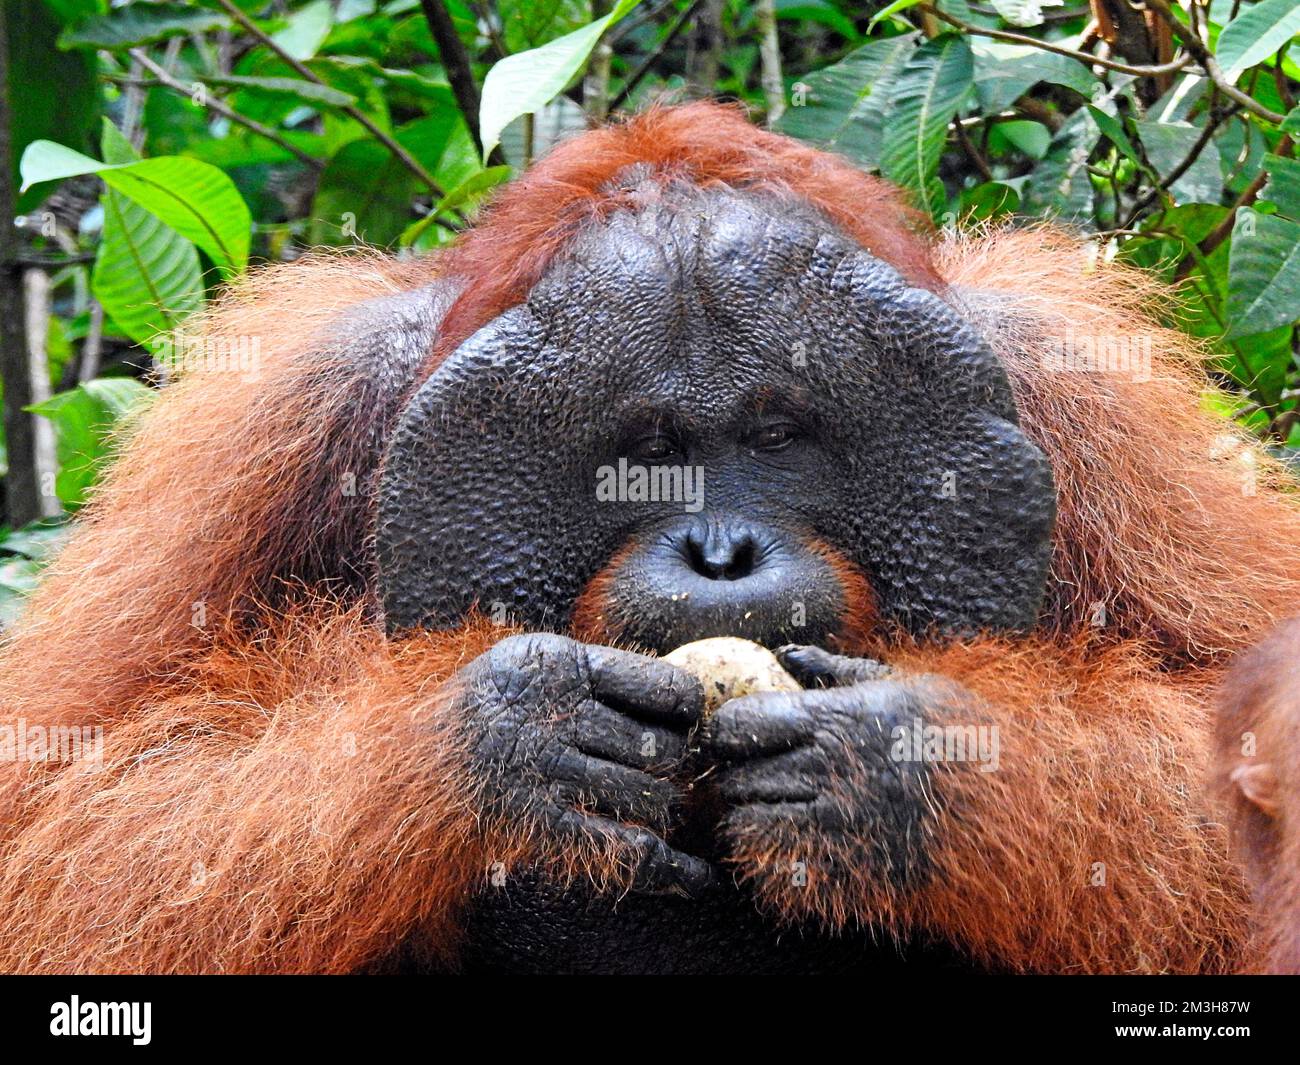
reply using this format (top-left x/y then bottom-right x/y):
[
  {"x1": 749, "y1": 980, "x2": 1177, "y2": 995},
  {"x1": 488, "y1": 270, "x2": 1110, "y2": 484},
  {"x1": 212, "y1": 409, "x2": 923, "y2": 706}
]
[
  {"x1": 401, "y1": 165, "x2": 512, "y2": 248},
  {"x1": 58, "y1": 2, "x2": 226, "y2": 49},
  {"x1": 772, "y1": 1, "x2": 860, "y2": 41},
  {"x1": 988, "y1": 0, "x2": 1064, "y2": 28},
  {"x1": 880, "y1": 34, "x2": 974, "y2": 217},
  {"x1": 310, "y1": 139, "x2": 420, "y2": 247},
  {"x1": 1284, "y1": 105, "x2": 1300, "y2": 135},
  {"x1": 479, "y1": 0, "x2": 641, "y2": 161},
  {"x1": 0, "y1": 522, "x2": 69, "y2": 562},
  {"x1": 91, "y1": 122, "x2": 204, "y2": 350},
  {"x1": 19, "y1": 141, "x2": 250, "y2": 276},
  {"x1": 1134, "y1": 119, "x2": 1224, "y2": 205},
  {"x1": 1215, "y1": 0, "x2": 1300, "y2": 82},
  {"x1": 1021, "y1": 107, "x2": 1099, "y2": 220},
  {"x1": 1260, "y1": 153, "x2": 1300, "y2": 220},
  {"x1": 1227, "y1": 208, "x2": 1300, "y2": 339},
  {"x1": 992, "y1": 120, "x2": 1051, "y2": 159},
  {"x1": 960, "y1": 180, "x2": 1021, "y2": 221},
  {"x1": 1087, "y1": 104, "x2": 1142, "y2": 166},
  {"x1": 972, "y1": 39, "x2": 1096, "y2": 112},
  {"x1": 271, "y1": 0, "x2": 334, "y2": 60},
  {"x1": 775, "y1": 33, "x2": 919, "y2": 167},
  {"x1": 28, "y1": 379, "x2": 154, "y2": 511},
  {"x1": 868, "y1": 0, "x2": 924, "y2": 29},
  {"x1": 197, "y1": 75, "x2": 356, "y2": 110},
  {"x1": 499, "y1": 0, "x2": 591, "y2": 52}
]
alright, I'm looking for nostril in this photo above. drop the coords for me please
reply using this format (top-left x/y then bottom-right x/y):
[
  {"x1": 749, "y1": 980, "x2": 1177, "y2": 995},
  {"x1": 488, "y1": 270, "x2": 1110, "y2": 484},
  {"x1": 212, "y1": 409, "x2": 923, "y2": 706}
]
[{"x1": 685, "y1": 526, "x2": 757, "y2": 581}]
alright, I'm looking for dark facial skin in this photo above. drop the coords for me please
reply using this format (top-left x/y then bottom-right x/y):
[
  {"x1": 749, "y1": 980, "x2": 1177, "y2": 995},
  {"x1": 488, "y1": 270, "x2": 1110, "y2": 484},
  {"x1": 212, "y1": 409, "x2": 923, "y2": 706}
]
[{"x1": 377, "y1": 181, "x2": 1056, "y2": 973}]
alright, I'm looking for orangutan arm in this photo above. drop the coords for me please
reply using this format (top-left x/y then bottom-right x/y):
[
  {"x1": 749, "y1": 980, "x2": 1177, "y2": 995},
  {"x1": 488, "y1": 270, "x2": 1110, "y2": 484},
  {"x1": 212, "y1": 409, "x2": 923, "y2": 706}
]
[
  {"x1": 706, "y1": 638, "x2": 1249, "y2": 974},
  {"x1": 0, "y1": 614, "x2": 520, "y2": 974}
]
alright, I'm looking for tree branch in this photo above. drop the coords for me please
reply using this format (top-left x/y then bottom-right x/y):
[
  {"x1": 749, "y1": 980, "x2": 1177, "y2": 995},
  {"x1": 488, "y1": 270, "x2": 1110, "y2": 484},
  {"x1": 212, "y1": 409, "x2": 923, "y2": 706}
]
[
  {"x1": 214, "y1": 0, "x2": 447, "y2": 196},
  {"x1": 419, "y1": 0, "x2": 504, "y2": 166},
  {"x1": 121, "y1": 53, "x2": 324, "y2": 170},
  {"x1": 610, "y1": 0, "x2": 707, "y2": 112},
  {"x1": 920, "y1": 3, "x2": 1193, "y2": 78},
  {"x1": 1144, "y1": 0, "x2": 1287, "y2": 125},
  {"x1": 755, "y1": 0, "x2": 785, "y2": 126},
  {"x1": 1119, "y1": 95, "x2": 1239, "y2": 228}
]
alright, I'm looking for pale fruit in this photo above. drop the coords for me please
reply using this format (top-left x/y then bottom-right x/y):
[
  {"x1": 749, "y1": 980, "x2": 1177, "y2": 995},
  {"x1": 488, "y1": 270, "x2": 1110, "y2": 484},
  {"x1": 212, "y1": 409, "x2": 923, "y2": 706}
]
[{"x1": 662, "y1": 637, "x2": 801, "y2": 714}]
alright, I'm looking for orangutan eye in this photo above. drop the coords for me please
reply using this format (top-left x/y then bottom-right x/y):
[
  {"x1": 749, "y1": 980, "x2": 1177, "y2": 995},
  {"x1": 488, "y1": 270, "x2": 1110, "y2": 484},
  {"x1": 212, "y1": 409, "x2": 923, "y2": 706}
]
[
  {"x1": 630, "y1": 434, "x2": 681, "y2": 463},
  {"x1": 747, "y1": 423, "x2": 800, "y2": 452}
]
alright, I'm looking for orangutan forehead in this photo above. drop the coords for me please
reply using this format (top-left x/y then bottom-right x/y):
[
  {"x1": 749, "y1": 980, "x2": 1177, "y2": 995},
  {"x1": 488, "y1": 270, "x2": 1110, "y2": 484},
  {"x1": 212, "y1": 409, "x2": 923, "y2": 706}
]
[
  {"x1": 527, "y1": 186, "x2": 852, "y2": 329},
  {"x1": 489, "y1": 187, "x2": 1011, "y2": 422}
]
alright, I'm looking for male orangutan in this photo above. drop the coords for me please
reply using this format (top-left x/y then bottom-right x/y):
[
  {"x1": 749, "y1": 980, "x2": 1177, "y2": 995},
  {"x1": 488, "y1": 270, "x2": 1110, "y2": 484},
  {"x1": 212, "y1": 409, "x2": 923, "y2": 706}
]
[{"x1": 0, "y1": 102, "x2": 1292, "y2": 974}]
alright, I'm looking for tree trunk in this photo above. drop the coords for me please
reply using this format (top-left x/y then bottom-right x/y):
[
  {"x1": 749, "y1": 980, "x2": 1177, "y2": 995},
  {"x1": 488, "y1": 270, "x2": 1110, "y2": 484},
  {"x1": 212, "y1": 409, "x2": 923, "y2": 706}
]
[{"x1": 0, "y1": 1, "x2": 45, "y2": 526}]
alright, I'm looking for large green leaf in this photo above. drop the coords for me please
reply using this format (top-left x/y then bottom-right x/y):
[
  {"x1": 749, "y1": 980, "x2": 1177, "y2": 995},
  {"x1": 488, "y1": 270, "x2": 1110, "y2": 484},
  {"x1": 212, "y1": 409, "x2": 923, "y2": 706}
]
[
  {"x1": 1227, "y1": 207, "x2": 1300, "y2": 339},
  {"x1": 772, "y1": 1, "x2": 860, "y2": 41},
  {"x1": 1087, "y1": 104, "x2": 1143, "y2": 166},
  {"x1": 1260, "y1": 153, "x2": 1300, "y2": 219},
  {"x1": 58, "y1": 2, "x2": 226, "y2": 49},
  {"x1": 20, "y1": 142, "x2": 250, "y2": 276},
  {"x1": 479, "y1": 0, "x2": 640, "y2": 161},
  {"x1": 972, "y1": 39, "x2": 1096, "y2": 113},
  {"x1": 310, "y1": 140, "x2": 420, "y2": 246},
  {"x1": 1215, "y1": 0, "x2": 1300, "y2": 82},
  {"x1": 28, "y1": 379, "x2": 154, "y2": 511},
  {"x1": 271, "y1": 0, "x2": 334, "y2": 61},
  {"x1": 1134, "y1": 119, "x2": 1225, "y2": 205},
  {"x1": 880, "y1": 34, "x2": 974, "y2": 217},
  {"x1": 775, "y1": 33, "x2": 919, "y2": 167},
  {"x1": 500, "y1": 0, "x2": 591, "y2": 52},
  {"x1": 91, "y1": 122, "x2": 203, "y2": 350}
]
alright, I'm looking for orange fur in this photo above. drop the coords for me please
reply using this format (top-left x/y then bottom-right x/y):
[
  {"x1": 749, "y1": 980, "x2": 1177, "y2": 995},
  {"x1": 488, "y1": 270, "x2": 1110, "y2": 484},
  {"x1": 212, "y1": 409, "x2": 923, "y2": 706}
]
[
  {"x1": 0, "y1": 103, "x2": 1287, "y2": 973},
  {"x1": 1213, "y1": 619, "x2": 1300, "y2": 973}
]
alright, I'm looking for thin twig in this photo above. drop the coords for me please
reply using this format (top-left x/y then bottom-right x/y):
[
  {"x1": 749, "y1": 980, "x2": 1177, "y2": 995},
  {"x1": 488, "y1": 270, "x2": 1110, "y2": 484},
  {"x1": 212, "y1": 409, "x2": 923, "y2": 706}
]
[
  {"x1": 953, "y1": 115, "x2": 993, "y2": 180},
  {"x1": 584, "y1": 0, "x2": 614, "y2": 122},
  {"x1": 1119, "y1": 95, "x2": 1238, "y2": 228},
  {"x1": 1275, "y1": 43, "x2": 1296, "y2": 113},
  {"x1": 122, "y1": 53, "x2": 324, "y2": 169},
  {"x1": 215, "y1": 0, "x2": 446, "y2": 196},
  {"x1": 419, "y1": 0, "x2": 504, "y2": 165},
  {"x1": 610, "y1": 0, "x2": 707, "y2": 112},
  {"x1": 920, "y1": 3, "x2": 1193, "y2": 78}
]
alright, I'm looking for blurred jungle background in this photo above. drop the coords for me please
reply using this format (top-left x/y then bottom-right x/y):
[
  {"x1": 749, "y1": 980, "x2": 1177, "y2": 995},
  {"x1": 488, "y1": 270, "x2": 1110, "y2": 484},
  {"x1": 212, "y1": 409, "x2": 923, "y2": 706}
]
[{"x1": 1, "y1": 0, "x2": 1298, "y2": 621}]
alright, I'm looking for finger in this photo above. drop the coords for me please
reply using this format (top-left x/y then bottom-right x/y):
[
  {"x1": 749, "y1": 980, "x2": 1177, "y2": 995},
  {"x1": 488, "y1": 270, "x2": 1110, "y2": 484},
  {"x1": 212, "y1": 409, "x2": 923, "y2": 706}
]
[
  {"x1": 705, "y1": 691, "x2": 817, "y2": 760},
  {"x1": 585, "y1": 644, "x2": 704, "y2": 728},
  {"x1": 776, "y1": 645, "x2": 891, "y2": 688},
  {"x1": 570, "y1": 704, "x2": 685, "y2": 770},
  {"x1": 558, "y1": 810, "x2": 715, "y2": 896},
  {"x1": 544, "y1": 744, "x2": 679, "y2": 828},
  {"x1": 712, "y1": 746, "x2": 825, "y2": 805}
]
